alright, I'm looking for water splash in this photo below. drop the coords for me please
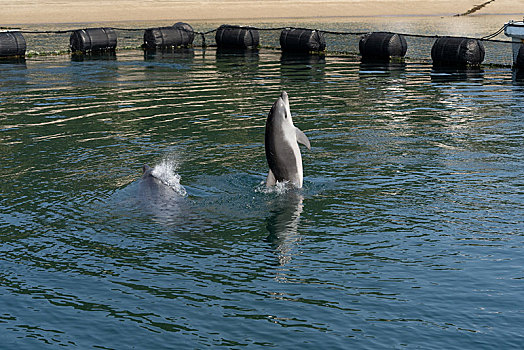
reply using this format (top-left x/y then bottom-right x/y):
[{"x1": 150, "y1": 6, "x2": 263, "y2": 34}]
[
  {"x1": 151, "y1": 158, "x2": 187, "y2": 196},
  {"x1": 255, "y1": 180, "x2": 294, "y2": 195}
]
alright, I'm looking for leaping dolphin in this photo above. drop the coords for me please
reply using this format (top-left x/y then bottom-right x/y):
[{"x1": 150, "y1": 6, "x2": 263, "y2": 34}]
[{"x1": 265, "y1": 91, "x2": 311, "y2": 188}]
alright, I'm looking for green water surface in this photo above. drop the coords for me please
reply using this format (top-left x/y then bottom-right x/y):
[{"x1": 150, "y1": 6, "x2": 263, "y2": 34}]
[{"x1": 1, "y1": 18, "x2": 523, "y2": 349}]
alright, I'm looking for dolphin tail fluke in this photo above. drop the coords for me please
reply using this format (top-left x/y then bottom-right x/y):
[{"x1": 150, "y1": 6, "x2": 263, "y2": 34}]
[
  {"x1": 296, "y1": 127, "x2": 311, "y2": 150},
  {"x1": 266, "y1": 169, "x2": 277, "y2": 187}
]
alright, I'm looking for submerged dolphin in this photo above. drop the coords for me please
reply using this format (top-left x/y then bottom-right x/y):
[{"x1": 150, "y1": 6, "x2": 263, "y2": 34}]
[
  {"x1": 139, "y1": 164, "x2": 185, "y2": 199},
  {"x1": 265, "y1": 91, "x2": 311, "y2": 188},
  {"x1": 141, "y1": 164, "x2": 158, "y2": 183},
  {"x1": 139, "y1": 164, "x2": 169, "y2": 197},
  {"x1": 137, "y1": 164, "x2": 188, "y2": 221}
]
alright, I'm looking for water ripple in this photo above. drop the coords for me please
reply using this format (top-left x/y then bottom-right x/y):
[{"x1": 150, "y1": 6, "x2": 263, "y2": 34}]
[{"x1": 1, "y1": 32, "x2": 523, "y2": 349}]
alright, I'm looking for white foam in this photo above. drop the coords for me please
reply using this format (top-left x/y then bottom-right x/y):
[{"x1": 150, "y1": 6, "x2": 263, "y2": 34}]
[
  {"x1": 151, "y1": 159, "x2": 187, "y2": 196},
  {"x1": 256, "y1": 180, "x2": 293, "y2": 195}
]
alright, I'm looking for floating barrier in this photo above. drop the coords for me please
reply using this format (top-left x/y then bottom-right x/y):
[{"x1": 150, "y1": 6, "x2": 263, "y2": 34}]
[
  {"x1": 10, "y1": 22, "x2": 517, "y2": 73},
  {"x1": 143, "y1": 23, "x2": 194, "y2": 50},
  {"x1": 215, "y1": 25, "x2": 259, "y2": 49},
  {"x1": 280, "y1": 28, "x2": 326, "y2": 53},
  {"x1": 0, "y1": 31, "x2": 26, "y2": 57},
  {"x1": 70, "y1": 28, "x2": 117, "y2": 53},
  {"x1": 516, "y1": 44, "x2": 524, "y2": 68},
  {"x1": 431, "y1": 37, "x2": 485, "y2": 67},
  {"x1": 174, "y1": 22, "x2": 195, "y2": 44},
  {"x1": 359, "y1": 32, "x2": 407, "y2": 61}
]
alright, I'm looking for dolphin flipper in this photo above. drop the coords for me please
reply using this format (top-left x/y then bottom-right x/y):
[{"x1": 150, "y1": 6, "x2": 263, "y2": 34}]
[
  {"x1": 296, "y1": 128, "x2": 311, "y2": 150},
  {"x1": 266, "y1": 169, "x2": 277, "y2": 187}
]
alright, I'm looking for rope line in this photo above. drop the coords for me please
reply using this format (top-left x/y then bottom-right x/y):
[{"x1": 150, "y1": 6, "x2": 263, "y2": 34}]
[
  {"x1": 481, "y1": 24, "x2": 508, "y2": 40},
  {"x1": 17, "y1": 25, "x2": 513, "y2": 44}
]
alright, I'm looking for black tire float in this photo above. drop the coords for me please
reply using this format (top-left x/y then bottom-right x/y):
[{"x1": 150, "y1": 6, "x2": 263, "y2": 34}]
[
  {"x1": 70, "y1": 28, "x2": 117, "y2": 53},
  {"x1": 431, "y1": 37, "x2": 485, "y2": 67},
  {"x1": 280, "y1": 28, "x2": 326, "y2": 53},
  {"x1": 143, "y1": 22, "x2": 194, "y2": 50},
  {"x1": 359, "y1": 32, "x2": 407, "y2": 61},
  {"x1": 215, "y1": 25, "x2": 259, "y2": 49},
  {"x1": 0, "y1": 31, "x2": 26, "y2": 57}
]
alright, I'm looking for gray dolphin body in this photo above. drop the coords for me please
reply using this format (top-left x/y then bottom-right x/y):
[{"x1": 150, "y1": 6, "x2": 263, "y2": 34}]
[
  {"x1": 141, "y1": 164, "x2": 161, "y2": 186},
  {"x1": 133, "y1": 164, "x2": 196, "y2": 228},
  {"x1": 139, "y1": 164, "x2": 183, "y2": 200},
  {"x1": 265, "y1": 92, "x2": 311, "y2": 188},
  {"x1": 138, "y1": 164, "x2": 187, "y2": 219}
]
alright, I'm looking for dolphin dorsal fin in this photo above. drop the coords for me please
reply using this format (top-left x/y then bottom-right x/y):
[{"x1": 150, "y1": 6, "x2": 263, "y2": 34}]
[{"x1": 295, "y1": 127, "x2": 311, "y2": 150}]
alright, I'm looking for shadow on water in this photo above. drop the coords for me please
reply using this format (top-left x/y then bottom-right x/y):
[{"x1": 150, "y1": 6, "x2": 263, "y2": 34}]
[
  {"x1": 265, "y1": 189, "x2": 304, "y2": 267},
  {"x1": 430, "y1": 66, "x2": 484, "y2": 82},
  {"x1": 280, "y1": 52, "x2": 325, "y2": 81}
]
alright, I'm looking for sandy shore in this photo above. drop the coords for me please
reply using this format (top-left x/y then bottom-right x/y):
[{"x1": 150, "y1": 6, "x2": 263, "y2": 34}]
[{"x1": 1, "y1": 0, "x2": 522, "y2": 25}]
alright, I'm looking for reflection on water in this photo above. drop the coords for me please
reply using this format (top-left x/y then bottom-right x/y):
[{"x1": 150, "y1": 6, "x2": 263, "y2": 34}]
[
  {"x1": 280, "y1": 52, "x2": 325, "y2": 81},
  {"x1": 265, "y1": 190, "x2": 304, "y2": 267},
  {"x1": 513, "y1": 67, "x2": 524, "y2": 83},
  {"x1": 359, "y1": 60, "x2": 407, "y2": 70},
  {"x1": 0, "y1": 57, "x2": 27, "y2": 65},
  {"x1": 359, "y1": 60, "x2": 407, "y2": 77},
  {"x1": 71, "y1": 51, "x2": 117, "y2": 62},
  {"x1": 215, "y1": 47, "x2": 259, "y2": 74},
  {"x1": 143, "y1": 47, "x2": 195, "y2": 62},
  {"x1": 0, "y1": 60, "x2": 28, "y2": 93},
  {"x1": 430, "y1": 66, "x2": 484, "y2": 82}
]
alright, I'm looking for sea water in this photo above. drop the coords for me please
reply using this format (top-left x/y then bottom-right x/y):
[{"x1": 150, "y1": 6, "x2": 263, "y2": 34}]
[{"x1": 1, "y1": 17, "x2": 523, "y2": 349}]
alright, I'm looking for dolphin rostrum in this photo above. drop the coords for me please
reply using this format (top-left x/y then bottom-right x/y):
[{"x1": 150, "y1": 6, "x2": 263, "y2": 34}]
[{"x1": 265, "y1": 91, "x2": 311, "y2": 188}]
